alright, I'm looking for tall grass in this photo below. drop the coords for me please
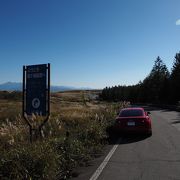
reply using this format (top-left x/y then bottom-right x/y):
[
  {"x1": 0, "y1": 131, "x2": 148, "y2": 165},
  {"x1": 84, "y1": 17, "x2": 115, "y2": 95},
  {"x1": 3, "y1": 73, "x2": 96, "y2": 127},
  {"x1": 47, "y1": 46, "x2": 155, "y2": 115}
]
[{"x1": 0, "y1": 91, "x2": 127, "y2": 179}]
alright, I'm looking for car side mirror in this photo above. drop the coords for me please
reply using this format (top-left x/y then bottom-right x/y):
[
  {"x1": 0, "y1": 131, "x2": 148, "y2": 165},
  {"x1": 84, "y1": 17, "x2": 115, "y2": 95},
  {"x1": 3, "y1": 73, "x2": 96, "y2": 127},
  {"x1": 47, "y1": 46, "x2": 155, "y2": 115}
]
[{"x1": 147, "y1": 111, "x2": 151, "y2": 115}]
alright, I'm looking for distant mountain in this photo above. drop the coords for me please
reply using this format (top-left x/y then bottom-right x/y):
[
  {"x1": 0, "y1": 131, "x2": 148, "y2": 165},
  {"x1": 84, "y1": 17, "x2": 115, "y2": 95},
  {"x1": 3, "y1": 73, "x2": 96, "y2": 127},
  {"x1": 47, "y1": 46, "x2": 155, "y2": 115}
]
[
  {"x1": 0, "y1": 82, "x2": 22, "y2": 91},
  {"x1": 50, "y1": 85, "x2": 78, "y2": 92},
  {"x1": 0, "y1": 82, "x2": 91, "y2": 92}
]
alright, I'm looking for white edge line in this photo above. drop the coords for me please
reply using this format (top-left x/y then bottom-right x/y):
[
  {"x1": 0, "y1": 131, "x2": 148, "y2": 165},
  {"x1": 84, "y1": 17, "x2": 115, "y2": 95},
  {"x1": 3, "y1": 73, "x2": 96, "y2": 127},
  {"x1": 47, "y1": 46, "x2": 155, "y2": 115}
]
[{"x1": 89, "y1": 138, "x2": 122, "y2": 180}]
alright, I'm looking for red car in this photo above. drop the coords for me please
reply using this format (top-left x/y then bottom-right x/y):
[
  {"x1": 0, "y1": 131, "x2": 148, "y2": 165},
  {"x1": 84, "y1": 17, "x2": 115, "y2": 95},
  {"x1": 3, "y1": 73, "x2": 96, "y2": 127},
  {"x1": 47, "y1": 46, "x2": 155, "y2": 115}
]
[{"x1": 114, "y1": 107, "x2": 152, "y2": 135}]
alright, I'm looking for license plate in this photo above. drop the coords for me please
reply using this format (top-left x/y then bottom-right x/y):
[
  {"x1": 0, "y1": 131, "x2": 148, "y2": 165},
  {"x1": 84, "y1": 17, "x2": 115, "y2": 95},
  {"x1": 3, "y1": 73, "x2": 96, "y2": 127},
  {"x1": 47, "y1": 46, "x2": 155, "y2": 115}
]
[{"x1": 127, "y1": 122, "x2": 135, "y2": 126}]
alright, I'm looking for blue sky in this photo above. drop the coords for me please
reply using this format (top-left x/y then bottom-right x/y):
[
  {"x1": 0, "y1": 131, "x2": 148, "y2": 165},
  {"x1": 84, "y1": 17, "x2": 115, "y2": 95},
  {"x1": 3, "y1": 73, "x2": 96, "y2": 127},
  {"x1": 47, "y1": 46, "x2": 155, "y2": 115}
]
[{"x1": 0, "y1": 0, "x2": 180, "y2": 88}]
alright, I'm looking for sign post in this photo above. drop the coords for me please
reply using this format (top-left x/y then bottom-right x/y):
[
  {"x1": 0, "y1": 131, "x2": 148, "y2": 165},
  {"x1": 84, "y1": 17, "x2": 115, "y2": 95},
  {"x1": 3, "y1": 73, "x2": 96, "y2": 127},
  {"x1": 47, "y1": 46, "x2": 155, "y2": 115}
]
[{"x1": 23, "y1": 63, "x2": 50, "y2": 142}]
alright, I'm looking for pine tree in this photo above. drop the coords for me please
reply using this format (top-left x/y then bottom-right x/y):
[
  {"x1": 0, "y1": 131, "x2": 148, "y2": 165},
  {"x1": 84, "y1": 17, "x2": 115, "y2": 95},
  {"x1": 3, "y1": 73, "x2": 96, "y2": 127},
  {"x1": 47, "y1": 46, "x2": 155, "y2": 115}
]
[
  {"x1": 170, "y1": 52, "x2": 180, "y2": 104},
  {"x1": 142, "y1": 56, "x2": 169, "y2": 103}
]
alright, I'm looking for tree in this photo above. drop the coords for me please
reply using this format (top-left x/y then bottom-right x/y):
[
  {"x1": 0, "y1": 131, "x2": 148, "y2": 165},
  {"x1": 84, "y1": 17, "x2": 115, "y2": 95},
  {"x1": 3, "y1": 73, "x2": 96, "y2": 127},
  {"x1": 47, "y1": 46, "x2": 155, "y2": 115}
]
[
  {"x1": 143, "y1": 56, "x2": 169, "y2": 103},
  {"x1": 100, "y1": 56, "x2": 172, "y2": 104},
  {"x1": 169, "y1": 52, "x2": 180, "y2": 103}
]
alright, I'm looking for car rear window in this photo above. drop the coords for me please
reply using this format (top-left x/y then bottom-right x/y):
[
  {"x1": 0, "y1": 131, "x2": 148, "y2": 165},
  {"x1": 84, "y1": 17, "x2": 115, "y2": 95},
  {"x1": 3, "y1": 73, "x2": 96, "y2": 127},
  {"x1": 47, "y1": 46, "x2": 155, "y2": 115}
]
[{"x1": 119, "y1": 109, "x2": 143, "y2": 117}]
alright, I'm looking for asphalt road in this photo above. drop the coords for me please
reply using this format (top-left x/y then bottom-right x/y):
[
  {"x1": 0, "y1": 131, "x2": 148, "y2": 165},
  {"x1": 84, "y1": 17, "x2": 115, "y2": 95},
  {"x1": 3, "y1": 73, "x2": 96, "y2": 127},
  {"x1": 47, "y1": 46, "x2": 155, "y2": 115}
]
[
  {"x1": 95, "y1": 107, "x2": 180, "y2": 180},
  {"x1": 73, "y1": 107, "x2": 180, "y2": 180}
]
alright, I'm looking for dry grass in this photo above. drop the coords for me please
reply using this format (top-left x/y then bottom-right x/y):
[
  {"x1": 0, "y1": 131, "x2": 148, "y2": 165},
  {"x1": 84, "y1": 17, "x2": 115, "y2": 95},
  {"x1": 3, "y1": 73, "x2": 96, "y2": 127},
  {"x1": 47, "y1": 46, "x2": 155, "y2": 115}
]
[{"x1": 0, "y1": 90, "x2": 127, "y2": 179}]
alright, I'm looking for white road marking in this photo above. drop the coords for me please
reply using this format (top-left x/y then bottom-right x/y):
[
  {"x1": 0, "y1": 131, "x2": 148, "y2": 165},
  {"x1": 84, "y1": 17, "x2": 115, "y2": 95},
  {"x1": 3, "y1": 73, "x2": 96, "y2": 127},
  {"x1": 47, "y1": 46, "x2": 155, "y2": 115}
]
[{"x1": 89, "y1": 138, "x2": 122, "y2": 180}]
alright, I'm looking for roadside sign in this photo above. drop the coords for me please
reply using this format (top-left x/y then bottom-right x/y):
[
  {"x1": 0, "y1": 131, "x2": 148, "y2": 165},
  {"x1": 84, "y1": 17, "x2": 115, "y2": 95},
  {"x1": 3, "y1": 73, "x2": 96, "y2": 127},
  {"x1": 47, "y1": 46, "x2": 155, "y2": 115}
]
[
  {"x1": 22, "y1": 63, "x2": 50, "y2": 142},
  {"x1": 23, "y1": 64, "x2": 50, "y2": 116}
]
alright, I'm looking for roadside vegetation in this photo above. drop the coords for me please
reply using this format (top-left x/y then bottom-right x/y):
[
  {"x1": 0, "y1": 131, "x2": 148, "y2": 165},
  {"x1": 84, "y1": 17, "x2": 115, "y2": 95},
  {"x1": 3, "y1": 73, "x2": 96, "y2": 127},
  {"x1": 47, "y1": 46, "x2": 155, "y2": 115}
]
[
  {"x1": 0, "y1": 90, "x2": 127, "y2": 179},
  {"x1": 101, "y1": 51, "x2": 180, "y2": 106}
]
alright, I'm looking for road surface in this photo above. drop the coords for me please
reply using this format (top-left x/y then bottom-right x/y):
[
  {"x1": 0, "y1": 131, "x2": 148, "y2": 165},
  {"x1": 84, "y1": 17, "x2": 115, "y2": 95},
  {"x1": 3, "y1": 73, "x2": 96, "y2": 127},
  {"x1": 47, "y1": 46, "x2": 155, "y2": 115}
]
[
  {"x1": 73, "y1": 107, "x2": 180, "y2": 180},
  {"x1": 96, "y1": 107, "x2": 180, "y2": 180}
]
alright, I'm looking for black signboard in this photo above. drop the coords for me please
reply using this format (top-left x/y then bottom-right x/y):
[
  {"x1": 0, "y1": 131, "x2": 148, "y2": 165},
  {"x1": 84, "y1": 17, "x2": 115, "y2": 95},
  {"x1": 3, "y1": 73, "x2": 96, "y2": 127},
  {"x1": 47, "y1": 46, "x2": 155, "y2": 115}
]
[{"x1": 23, "y1": 64, "x2": 50, "y2": 116}]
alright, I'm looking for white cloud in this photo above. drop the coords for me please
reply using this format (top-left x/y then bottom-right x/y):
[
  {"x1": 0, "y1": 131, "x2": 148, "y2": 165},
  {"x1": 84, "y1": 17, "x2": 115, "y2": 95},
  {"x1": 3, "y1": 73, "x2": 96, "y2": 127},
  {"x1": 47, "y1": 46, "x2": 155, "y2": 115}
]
[{"x1": 176, "y1": 19, "x2": 180, "y2": 25}]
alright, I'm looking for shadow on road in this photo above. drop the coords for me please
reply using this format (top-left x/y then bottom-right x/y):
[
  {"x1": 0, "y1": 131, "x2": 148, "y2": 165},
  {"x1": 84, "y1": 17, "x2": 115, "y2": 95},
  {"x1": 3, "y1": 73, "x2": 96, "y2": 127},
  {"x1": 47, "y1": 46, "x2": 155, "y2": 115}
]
[
  {"x1": 172, "y1": 120, "x2": 180, "y2": 124},
  {"x1": 106, "y1": 127, "x2": 151, "y2": 145},
  {"x1": 141, "y1": 105, "x2": 180, "y2": 113},
  {"x1": 171, "y1": 112, "x2": 180, "y2": 124},
  {"x1": 119, "y1": 134, "x2": 151, "y2": 144},
  {"x1": 133, "y1": 104, "x2": 179, "y2": 112}
]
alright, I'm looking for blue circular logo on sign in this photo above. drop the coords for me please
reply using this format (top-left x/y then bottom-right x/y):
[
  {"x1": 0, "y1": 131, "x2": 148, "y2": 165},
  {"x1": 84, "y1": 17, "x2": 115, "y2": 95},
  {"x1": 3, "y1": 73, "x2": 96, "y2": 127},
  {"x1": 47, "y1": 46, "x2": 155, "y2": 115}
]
[{"x1": 32, "y1": 98, "x2": 40, "y2": 109}]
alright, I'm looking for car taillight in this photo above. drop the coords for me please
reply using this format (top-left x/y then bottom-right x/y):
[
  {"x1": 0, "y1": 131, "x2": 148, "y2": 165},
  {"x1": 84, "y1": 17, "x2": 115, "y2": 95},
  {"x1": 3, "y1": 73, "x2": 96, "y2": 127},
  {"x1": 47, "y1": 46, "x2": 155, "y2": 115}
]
[{"x1": 144, "y1": 118, "x2": 150, "y2": 127}]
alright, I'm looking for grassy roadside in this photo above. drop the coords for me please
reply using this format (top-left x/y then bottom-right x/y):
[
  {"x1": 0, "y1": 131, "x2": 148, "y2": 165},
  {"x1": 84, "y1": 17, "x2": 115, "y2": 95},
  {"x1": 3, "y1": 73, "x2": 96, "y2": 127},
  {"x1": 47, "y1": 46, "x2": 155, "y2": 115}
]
[{"x1": 0, "y1": 91, "x2": 127, "y2": 179}]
